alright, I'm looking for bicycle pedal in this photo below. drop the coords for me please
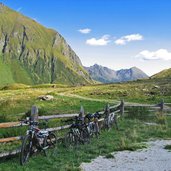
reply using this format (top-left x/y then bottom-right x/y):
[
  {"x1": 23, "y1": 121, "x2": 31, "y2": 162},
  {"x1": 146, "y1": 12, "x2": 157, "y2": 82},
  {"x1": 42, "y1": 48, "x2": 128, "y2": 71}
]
[
  {"x1": 43, "y1": 146, "x2": 49, "y2": 150},
  {"x1": 33, "y1": 149, "x2": 38, "y2": 153}
]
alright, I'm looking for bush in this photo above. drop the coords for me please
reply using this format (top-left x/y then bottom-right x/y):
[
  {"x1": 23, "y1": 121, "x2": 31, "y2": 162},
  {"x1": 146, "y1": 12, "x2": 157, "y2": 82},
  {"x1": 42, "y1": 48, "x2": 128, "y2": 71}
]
[{"x1": 155, "y1": 112, "x2": 166, "y2": 125}]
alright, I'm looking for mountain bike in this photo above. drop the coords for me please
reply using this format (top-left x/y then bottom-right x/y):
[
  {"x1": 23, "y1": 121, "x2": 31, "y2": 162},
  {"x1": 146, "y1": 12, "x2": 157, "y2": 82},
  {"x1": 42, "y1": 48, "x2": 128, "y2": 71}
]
[
  {"x1": 85, "y1": 112, "x2": 101, "y2": 138},
  {"x1": 20, "y1": 118, "x2": 57, "y2": 165},
  {"x1": 64, "y1": 116, "x2": 90, "y2": 147},
  {"x1": 104, "y1": 112, "x2": 116, "y2": 130}
]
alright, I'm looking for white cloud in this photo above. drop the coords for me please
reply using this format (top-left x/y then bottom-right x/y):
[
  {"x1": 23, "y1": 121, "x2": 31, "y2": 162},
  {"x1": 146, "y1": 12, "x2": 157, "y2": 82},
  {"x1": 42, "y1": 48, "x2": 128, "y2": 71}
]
[
  {"x1": 86, "y1": 35, "x2": 110, "y2": 46},
  {"x1": 78, "y1": 28, "x2": 91, "y2": 34},
  {"x1": 115, "y1": 33, "x2": 143, "y2": 45},
  {"x1": 136, "y1": 49, "x2": 171, "y2": 61},
  {"x1": 33, "y1": 18, "x2": 38, "y2": 22},
  {"x1": 17, "y1": 7, "x2": 22, "y2": 12}
]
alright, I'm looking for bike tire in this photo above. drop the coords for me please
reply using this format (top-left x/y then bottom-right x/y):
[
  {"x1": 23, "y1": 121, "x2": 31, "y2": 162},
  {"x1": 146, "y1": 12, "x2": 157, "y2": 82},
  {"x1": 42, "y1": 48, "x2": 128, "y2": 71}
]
[
  {"x1": 20, "y1": 134, "x2": 32, "y2": 165},
  {"x1": 94, "y1": 122, "x2": 100, "y2": 138},
  {"x1": 81, "y1": 128, "x2": 90, "y2": 144},
  {"x1": 104, "y1": 118, "x2": 110, "y2": 131},
  {"x1": 64, "y1": 132, "x2": 77, "y2": 147},
  {"x1": 47, "y1": 132, "x2": 57, "y2": 147}
]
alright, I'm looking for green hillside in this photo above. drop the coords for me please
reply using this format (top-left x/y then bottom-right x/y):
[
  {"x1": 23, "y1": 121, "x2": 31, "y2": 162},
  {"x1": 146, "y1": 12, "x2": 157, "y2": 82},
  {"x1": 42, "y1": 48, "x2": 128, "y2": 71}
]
[
  {"x1": 0, "y1": 56, "x2": 33, "y2": 86},
  {"x1": 0, "y1": 4, "x2": 91, "y2": 86},
  {"x1": 151, "y1": 68, "x2": 171, "y2": 79}
]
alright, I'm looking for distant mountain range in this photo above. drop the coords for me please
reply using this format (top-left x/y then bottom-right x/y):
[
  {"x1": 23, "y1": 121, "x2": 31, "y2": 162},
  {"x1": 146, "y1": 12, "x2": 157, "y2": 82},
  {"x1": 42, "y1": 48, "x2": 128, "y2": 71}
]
[
  {"x1": 85, "y1": 64, "x2": 149, "y2": 83},
  {"x1": 0, "y1": 3, "x2": 92, "y2": 86}
]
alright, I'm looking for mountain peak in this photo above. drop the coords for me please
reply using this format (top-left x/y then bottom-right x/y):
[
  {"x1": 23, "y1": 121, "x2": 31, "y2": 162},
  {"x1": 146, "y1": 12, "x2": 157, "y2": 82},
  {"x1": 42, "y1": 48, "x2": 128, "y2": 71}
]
[
  {"x1": 85, "y1": 64, "x2": 148, "y2": 83},
  {"x1": 131, "y1": 66, "x2": 138, "y2": 70}
]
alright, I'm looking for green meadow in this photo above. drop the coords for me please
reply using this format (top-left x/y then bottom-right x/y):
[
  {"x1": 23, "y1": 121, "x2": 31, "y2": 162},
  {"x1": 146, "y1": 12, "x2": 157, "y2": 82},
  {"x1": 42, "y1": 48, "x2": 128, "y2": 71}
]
[{"x1": 0, "y1": 78, "x2": 171, "y2": 170}]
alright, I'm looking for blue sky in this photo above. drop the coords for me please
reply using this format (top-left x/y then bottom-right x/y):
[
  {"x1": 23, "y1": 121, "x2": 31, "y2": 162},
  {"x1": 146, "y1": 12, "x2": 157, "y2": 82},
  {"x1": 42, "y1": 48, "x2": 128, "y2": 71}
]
[{"x1": 1, "y1": 0, "x2": 171, "y2": 75}]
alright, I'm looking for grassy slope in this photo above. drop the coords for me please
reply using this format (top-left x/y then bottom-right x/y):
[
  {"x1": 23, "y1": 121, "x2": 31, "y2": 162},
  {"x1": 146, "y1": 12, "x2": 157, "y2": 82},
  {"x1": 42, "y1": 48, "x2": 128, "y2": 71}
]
[
  {"x1": 0, "y1": 56, "x2": 33, "y2": 86},
  {"x1": 0, "y1": 88, "x2": 107, "y2": 122},
  {"x1": 0, "y1": 57, "x2": 15, "y2": 85},
  {"x1": 0, "y1": 5, "x2": 91, "y2": 86},
  {"x1": 62, "y1": 78, "x2": 171, "y2": 104},
  {"x1": 151, "y1": 68, "x2": 171, "y2": 79},
  {"x1": 0, "y1": 76, "x2": 170, "y2": 121}
]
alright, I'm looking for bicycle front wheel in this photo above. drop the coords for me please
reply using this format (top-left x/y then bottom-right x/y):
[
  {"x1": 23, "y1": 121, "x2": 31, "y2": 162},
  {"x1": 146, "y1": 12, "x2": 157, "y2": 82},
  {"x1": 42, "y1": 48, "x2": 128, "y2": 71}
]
[
  {"x1": 47, "y1": 132, "x2": 57, "y2": 147},
  {"x1": 64, "y1": 132, "x2": 77, "y2": 147},
  {"x1": 94, "y1": 122, "x2": 100, "y2": 138},
  {"x1": 81, "y1": 128, "x2": 90, "y2": 144},
  {"x1": 20, "y1": 134, "x2": 32, "y2": 165}
]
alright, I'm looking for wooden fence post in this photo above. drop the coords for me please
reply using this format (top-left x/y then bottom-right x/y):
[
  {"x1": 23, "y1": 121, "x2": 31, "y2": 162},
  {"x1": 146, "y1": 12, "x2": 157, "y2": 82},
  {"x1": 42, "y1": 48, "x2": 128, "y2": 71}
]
[
  {"x1": 160, "y1": 99, "x2": 164, "y2": 112},
  {"x1": 79, "y1": 105, "x2": 85, "y2": 117},
  {"x1": 79, "y1": 105, "x2": 85, "y2": 124},
  {"x1": 159, "y1": 99, "x2": 164, "y2": 116},
  {"x1": 105, "y1": 103, "x2": 110, "y2": 116},
  {"x1": 120, "y1": 100, "x2": 124, "y2": 117},
  {"x1": 30, "y1": 106, "x2": 39, "y2": 121}
]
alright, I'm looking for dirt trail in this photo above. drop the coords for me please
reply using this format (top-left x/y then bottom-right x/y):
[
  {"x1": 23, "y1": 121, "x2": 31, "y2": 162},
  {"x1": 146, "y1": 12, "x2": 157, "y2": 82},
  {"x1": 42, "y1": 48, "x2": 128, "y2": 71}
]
[
  {"x1": 81, "y1": 140, "x2": 171, "y2": 171},
  {"x1": 58, "y1": 93, "x2": 160, "y2": 107},
  {"x1": 58, "y1": 93, "x2": 118, "y2": 103}
]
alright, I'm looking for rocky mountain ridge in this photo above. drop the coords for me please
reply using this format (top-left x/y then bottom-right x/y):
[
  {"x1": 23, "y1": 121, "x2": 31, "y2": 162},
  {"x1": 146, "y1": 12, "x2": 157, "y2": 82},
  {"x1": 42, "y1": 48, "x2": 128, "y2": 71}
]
[
  {"x1": 85, "y1": 64, "x2": 148, "y2": 83},
  {"x1": 0, "y1": 3, "x2": 91, "y2": 86}
]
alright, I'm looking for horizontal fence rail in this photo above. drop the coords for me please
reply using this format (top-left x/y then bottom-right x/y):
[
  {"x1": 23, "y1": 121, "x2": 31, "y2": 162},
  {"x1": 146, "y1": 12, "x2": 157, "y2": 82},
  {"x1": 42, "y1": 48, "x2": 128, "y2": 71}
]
[
  {"x1": 0, "y1": 114, "x2": 79, "y2": 129},
  {"x1": 0, "y1": 148, "x2": 21, "y2": 158},
  {"x1": 0, "y1": 136, "x2": 22, "y2": 143},
  {"x1": 38, "y1": 113, "x2": 79, "y2": 120}
]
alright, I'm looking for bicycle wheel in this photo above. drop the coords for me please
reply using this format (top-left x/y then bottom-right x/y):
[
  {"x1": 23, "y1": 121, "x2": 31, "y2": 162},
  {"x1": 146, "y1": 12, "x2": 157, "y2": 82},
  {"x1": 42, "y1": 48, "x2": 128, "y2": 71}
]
[
  {"x1": 20, "y1": 134, "x2": 32, "y2": 165},
  {"x1": 109, "y1": 114, "x2": 115, "y2": 128},
  {"x1": 64, "y1": 132, "x2": 77, "y2": 147},
  {"x1": 94, "y1": 122, "x2": 100, "y2": 138},
  {"x1": 104, "y1": 117, "x2": 110, "y2": 130},
  {"x1": 88, "y1": 123, "x2": 94, "y2": 138},
  {"x1": 47, "y1": 132, "x2": 57, "y2": 147},
  {"x1": 81, "y1": 127, "x2": 90, "y2": 144}
]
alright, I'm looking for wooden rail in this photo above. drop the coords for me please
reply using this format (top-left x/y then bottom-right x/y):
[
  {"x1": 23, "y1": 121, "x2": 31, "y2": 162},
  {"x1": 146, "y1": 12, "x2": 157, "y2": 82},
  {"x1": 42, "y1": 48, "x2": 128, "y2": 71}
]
[
  {"x1": 125, "y1": 103, "x2": 156, "y2": 107},
  {"x1": 0, "y1": 122, "x2": 25, "y2": 128},
  {"x1": 110, "y1": 104, "x2": 120, "y2": 110},
  {"x1": 0, "y1": 114, "x2": 79, "y2": 129},
  {"x1": 38, "y1": 113, "x2": 79, "y2": 120},
  {"x1": 0, "y1": 136, "x2": 22, "y2": 143},
  {"x1": 0, "y1": 148, "x2": 21, "y2": 158}
]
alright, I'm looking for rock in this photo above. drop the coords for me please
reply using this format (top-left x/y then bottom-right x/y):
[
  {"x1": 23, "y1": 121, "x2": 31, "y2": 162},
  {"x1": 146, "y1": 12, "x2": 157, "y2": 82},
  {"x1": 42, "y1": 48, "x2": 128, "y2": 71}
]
[
  {"x1": 153, "y1": 85, "x2": 160, "y2": 89},
  {"x1": 142, "y1": 88, "x2": 147, "y2": 91},
  {"x1": 38, "y1": 95, "x2": 54, "y2": 101}
]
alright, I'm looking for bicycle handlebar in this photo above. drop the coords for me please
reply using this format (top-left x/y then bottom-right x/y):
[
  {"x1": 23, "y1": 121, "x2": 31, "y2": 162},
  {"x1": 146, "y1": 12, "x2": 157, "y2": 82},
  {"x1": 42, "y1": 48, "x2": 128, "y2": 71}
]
[{"x1": 19, "y1": 119, "x2": 39, "y2": 126}]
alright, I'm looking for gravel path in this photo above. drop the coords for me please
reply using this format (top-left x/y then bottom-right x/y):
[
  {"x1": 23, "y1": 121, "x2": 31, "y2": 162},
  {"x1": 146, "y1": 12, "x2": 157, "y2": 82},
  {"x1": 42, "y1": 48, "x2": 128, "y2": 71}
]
[{"x1": 81, "y1": 140, "x2": 171, "y2": 171}]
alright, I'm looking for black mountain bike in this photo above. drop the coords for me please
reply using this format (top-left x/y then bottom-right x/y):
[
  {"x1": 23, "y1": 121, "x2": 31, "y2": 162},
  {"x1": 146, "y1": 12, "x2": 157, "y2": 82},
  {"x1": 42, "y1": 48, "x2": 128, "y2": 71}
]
[
  {"x1": 85, "y1": 112, "x2": 101, "y2": 138},
  {"x1": 20, "y1": 118, "x2": 57, "y2": 165},
  {"x1": 64, "y1": 116, "x2": 90, "y2": 147}
]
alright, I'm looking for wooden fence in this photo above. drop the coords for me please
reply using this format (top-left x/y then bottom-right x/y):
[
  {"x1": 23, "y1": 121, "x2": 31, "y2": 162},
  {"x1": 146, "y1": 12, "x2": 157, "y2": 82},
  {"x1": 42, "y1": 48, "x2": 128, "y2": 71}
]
[{"x1": 0, "y1": 99, "x2": 170, "y2": 158}]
